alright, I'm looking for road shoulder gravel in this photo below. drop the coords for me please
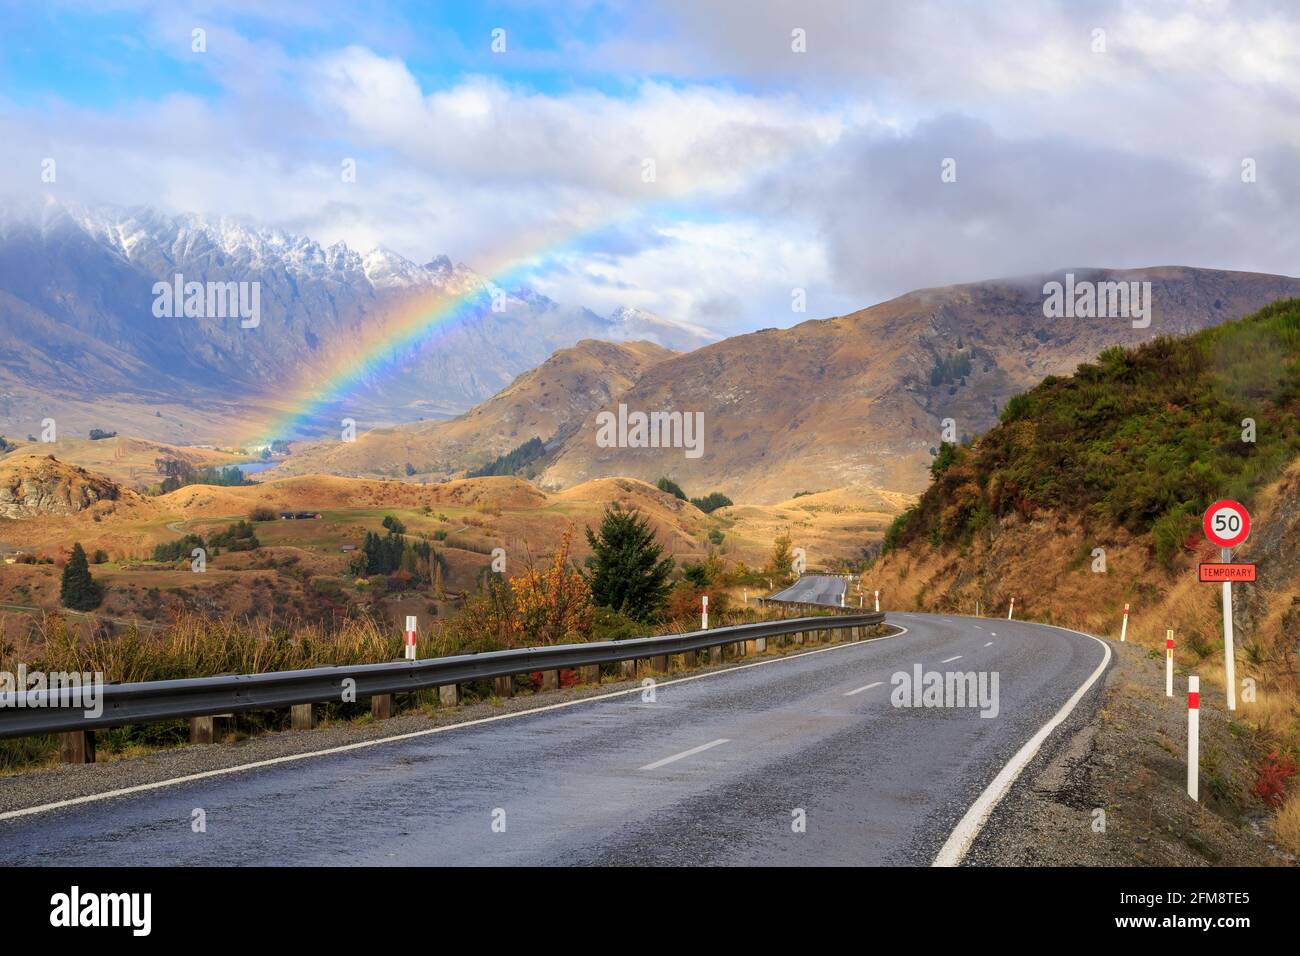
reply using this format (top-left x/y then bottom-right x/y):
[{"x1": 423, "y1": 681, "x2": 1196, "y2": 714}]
[{"x1": 968, "y1": 639, "x2": 1293, "y2": 866}]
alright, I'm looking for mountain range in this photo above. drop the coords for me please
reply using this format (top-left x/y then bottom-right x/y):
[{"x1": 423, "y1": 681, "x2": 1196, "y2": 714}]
[
  {"x1": 276, "y1": 265, "x2": 1300, "y2": 502},
  {"x1": 0, "y1": 199, "x2": 714, "y2": 446},
  {"x1": 5, "y1": 202, "x2": 1300, "y2": 506}
]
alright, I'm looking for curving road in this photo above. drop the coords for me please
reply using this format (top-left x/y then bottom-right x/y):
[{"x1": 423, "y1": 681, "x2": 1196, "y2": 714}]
[
  {"x1": 769, "y1": 574, "x2": 849, "y2": 607},
  {"x1": 0, "y1": 612, "x2": 1110, "y2": 866}
]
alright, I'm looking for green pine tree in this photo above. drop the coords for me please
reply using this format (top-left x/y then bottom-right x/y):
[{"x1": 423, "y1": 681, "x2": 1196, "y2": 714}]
[
  {"x1": 60, "y1": 542, "x2": 103, "y2": 611},
  {"x1": 584, "y1": 504, "x2": 674, "y2": 622}
]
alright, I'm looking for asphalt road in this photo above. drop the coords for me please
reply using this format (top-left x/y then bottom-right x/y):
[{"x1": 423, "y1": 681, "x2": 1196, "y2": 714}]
[
  {"x1": 1, "y1": 612, "x2": 1109, "y2": 866},
  {"x1": 769, "y1": 574, "x2": 848, "y2": 606}
]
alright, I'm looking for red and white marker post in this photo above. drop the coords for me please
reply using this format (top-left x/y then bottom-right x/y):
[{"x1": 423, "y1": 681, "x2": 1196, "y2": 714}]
[
  {"x1": 701, "y1": 594, "x2": 709, "y2": 630},
  {"x1": 1187, "y1": 676, "x2": 1200, "y2": 801},
  {"x1": 1165, "y1": 630, "x2": 1174, "y2": 697},
  {"x1": 1202, "y1": 500, "x2": 1251, "y2": 712},
  {"x1": 404, "y1": 615, "x2": 417, "y2": 661},
  {"x1": 1120, "y1": 603, "x2": 1129, "y2": 643},
  {"x1": 1007, "y1": 597, "x2": 1015, "y2": 620},
  {"x1": 874, "y1": 590, "x2": 880, "y2": 613}
]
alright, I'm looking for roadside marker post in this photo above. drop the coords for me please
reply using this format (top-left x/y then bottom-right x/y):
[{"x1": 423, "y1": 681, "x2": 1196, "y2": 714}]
[
  {"x1": 1120, "y1": 603, "x2": 1129, "y2": 643},
  {"x1": 1201, "y1": 500, "x2": 1250, "y2": 712},
  {"x1": 701, "y1": 595, "x2": 709, "y2": 630},
  {"x1": 1166, "y1": 630, "x2": 1174, "y2": 697},
  {"x1": 404, "y1": 615, "x2": 417, "y2": 661},
  {"x1": 874, "y1": 590, "x2": 880, "y2": 613},
  {"x1": 1187, "y1": 676, "x2": 1200, "y2": 802},
  {"x1": 975, "y1": 599, "x2": 980, "y2": 617},
  {"x1": 1007, "y1": 597, "x2": 1015, "y2": 620}
]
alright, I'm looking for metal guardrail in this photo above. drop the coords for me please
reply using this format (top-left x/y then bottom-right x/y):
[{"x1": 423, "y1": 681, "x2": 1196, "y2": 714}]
[
  {"x1": 758, "y1": 597, "x2": 857, "y2": 615},
  {"x1": 0, "y1": 612, "x2": 885, "y2": 740}
]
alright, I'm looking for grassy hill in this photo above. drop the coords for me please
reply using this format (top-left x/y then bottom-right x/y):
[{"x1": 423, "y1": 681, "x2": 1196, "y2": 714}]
[{"x1": 884, "y1": 298, "x2": 1300, "y2": 565}]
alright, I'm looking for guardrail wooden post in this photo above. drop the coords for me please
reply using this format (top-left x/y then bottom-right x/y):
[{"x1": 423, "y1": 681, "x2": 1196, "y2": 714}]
[
  {"x1": 745, "y1": 636, "x2": 758, "y2": 655},
  {"x1": 370, "y1": 695, "x2": 393, "y2": 720},
  {"x1": 621, "y1": 659, "x2": 637, "y2": 679},
  {"x1": 190, "y1": 713, "x2": 233, "y2": 742},
  {"x1": 674, "y1": 651, "x2": 693, "y2": 671},
  {"x1": 579, "y1": 665, "x2": 600, "y2": 686},
  {"x1": 494, "y1": 676, "x2": 514, "y2": 698},
  {"x1": 291, "y1": 703, "x2": 315, "y2": 730},
  {"x1": 439, "y1": 684, "x2": 460, "y2": 706},
  {"x1": 59, "y1": 730, "x2": 94, "y2": 764},
  {"x1": 756, "y1": 637, "x2": 767, "y2": 653},
  {"x1": 709, "y1": 645, "x2": 722, "y2": 664},
  {"x1": 541, "y1": 670, "x2": 559, "y2": 691},
  {"x1": 650, "y1": 655, "x2": 668, "y2": 674}
]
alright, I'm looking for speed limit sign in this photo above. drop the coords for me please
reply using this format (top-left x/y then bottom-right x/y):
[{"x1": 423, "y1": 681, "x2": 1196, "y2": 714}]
[{"x1": 1203, "y1": 499, "x2": 1250, "y2": 548}]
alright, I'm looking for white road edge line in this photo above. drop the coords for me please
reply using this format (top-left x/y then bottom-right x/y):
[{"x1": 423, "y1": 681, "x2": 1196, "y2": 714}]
[
  {"x1": 940, "y1": 655, "x2": 962, "y2": 663},
  {"x1": 0, "y1": 624, "x2": 910, "y2": 823},
  {"x1": 639, "y1": 738, "x2": 729, "y2": 771},
  {"x1": 843, "y1": 681, "x2": 883, "y2": 697},
  {"x1": 932, "y1": 625, "x2": 1112, "y2": 867}
]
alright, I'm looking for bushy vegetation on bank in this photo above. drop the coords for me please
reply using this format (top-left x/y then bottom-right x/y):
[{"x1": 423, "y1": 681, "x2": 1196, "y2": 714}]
[{"x1": 885, "y1": 300, "x2": 1300, "y2": 564}]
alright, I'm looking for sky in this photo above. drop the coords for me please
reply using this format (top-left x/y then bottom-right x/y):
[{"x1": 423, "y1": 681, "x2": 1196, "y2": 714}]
[{"x1": 3, "y1": 0, "x2": 1300, "y2": 337}]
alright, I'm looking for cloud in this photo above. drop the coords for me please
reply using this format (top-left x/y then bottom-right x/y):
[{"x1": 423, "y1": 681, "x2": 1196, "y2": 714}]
[{"x1": 4, "y1": 0, "x2": 1300, "y2": 339}]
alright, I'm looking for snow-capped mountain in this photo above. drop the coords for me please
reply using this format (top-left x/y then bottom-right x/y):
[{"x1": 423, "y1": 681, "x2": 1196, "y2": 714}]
[
  {"x1": 606, "y1": 305, "x2": 719, "y2": 352},
  {"x1": 0, "y1": 199, "x2": 712, "y2": 445}
]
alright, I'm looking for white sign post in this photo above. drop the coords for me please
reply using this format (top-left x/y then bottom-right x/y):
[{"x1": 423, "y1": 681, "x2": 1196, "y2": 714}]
[
  {"x1": 701, "y1": 594, "x2": 709, "y2": 630},
  {"x1": 1007, "y1": 597, "x2": 1015, "y2": 620},
  {"x1": 1187, "y1": 675, "x2": 1200, "y2": 801},
  {"x1": 404, "y1": 615, "x2": 417, "y2": 661},
  {"x1": 1165, "y1": 630, "x2": 1174, "y2": 697},
  {"x1": 1202, "y1": 500, "x2": 1251, "y2": 712},
  {"x1": 874, "y1": 590, "x2": 880, "y2": 613},
  {"x1": 1120, "y1": 603, "x2": 1129, "y2": 643}
]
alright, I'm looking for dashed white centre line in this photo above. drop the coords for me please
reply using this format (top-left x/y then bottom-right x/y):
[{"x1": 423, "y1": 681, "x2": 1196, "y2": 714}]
[
  {"x1": 984, "y1": 641, "x2": 993, "y2": 647},
  {"x1": 973, "y1": 625, "x2": 984, "y2": 631},
  {"x1": 940, "y1": 655, "x2": 962, "y2": 663},
  {"x1": 639, "y1": 738, "x2": 730, "y2": 771},
  {"x1": 843, "y1": 681, "x2": 883, "y2": 697}
]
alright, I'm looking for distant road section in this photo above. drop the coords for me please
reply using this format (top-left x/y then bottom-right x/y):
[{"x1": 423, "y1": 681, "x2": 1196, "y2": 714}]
[{"x1": 768, "y1": 574, "x2": 848, "y2": 607}]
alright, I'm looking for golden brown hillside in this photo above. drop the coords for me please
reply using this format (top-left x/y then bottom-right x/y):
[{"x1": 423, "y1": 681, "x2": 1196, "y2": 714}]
[
  {"x1": 540, "y1": 267, "x2": 1300, "y2": 503},
  {"x1": 271, "y1": 339, "x2": 675, "y2": 481},
  {"x1": 0, "y1": 453, "x2": 154, "y2": 520},
  {"x1": 0, "y1": 452, "x2": 898, "y2": 576},
  {"x1": 0, "y1": 436, "x2": 247, "y2": 488}
]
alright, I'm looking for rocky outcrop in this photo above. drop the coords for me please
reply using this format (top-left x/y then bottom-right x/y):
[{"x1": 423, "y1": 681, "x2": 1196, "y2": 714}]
[{"x1": 0, "y1": 455, "x2": 122, "y2": 518}]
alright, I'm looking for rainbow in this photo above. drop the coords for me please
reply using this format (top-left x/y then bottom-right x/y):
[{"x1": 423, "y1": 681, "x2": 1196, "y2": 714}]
[
  {"x1": 237, "y1": 143, "x2": 820, "y2": 449},
  {"x1": 243, "y1": 256, "x2": 539, "y2": 447}
]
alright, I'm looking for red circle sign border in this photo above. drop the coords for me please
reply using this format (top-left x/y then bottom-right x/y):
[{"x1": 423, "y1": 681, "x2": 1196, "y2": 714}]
[{"x1": 1203, "y1": 499, "x2": 1250, "y2": 548}]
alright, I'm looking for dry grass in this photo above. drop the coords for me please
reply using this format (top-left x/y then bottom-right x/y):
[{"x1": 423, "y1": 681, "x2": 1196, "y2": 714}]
[
  {"x1": 2, "y1": 610, "x2": 405, "y2": 685},
  {"x1": 1274, "y1": 788, "x2": 1300, "y2": 856}
]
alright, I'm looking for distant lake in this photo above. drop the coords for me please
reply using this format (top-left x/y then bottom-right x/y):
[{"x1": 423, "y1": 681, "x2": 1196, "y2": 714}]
[{"x1": 237, "y1": 460, "x2": 283, "y2": 475}]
